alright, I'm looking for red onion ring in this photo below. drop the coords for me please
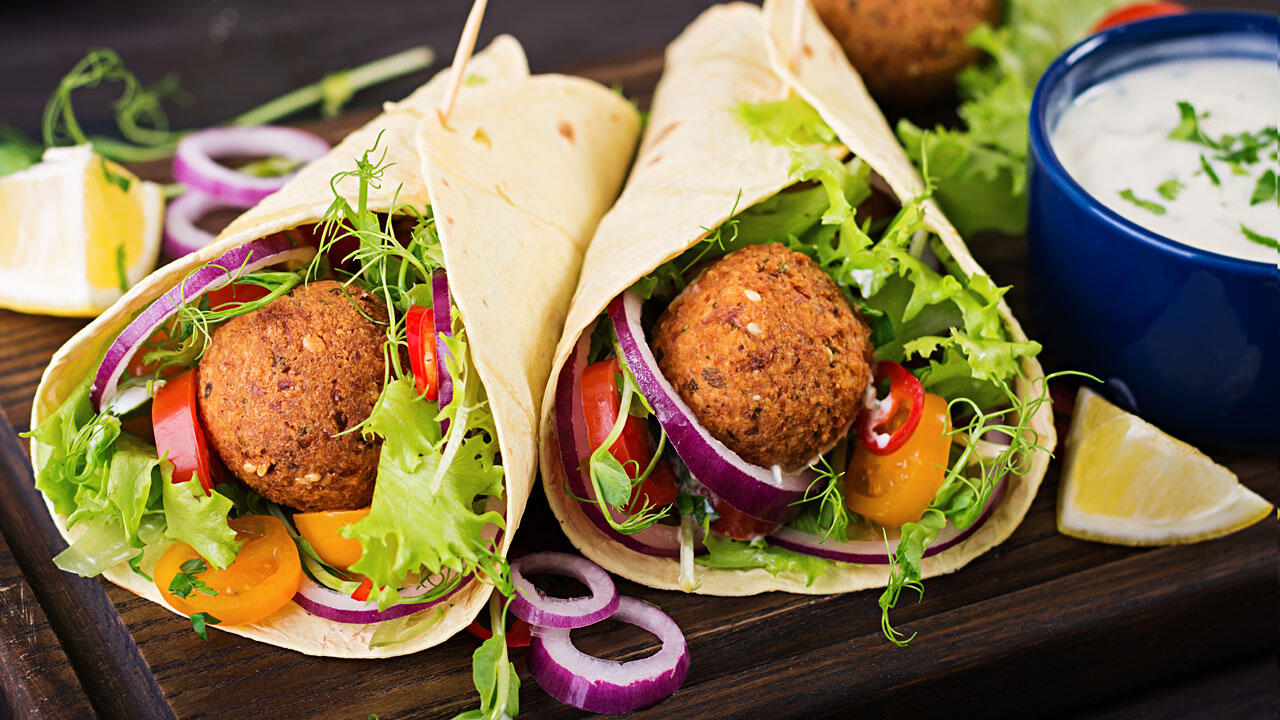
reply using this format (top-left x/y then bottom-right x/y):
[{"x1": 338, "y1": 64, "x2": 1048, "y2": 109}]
[
  {"x1": 510, "y1": 552, "x2": 620, "y2": 629},
  {"x1": 529, "y1": 596, "x2": 689, "y2": 714},
  {"x1": 432, "y1": 270, "x2": 454, "y2": 432},
  {"x1": 172, "y1": 126, "x2": 330, "y2": 207},
  {"x1": 162, "y1": 190, "x2": 248, "y2": 258},
  {"x1": 610, "y1": 290, "x2": 811, "y2": 523},
  {"x1": 90, "y1": 235, "x2": 316, "y2": 412},
  {"x1": 553, "y1": 329, "x2": 685, "y2": 557},
  {"x1": 292, "y1": 573, "x2": 470, "y2": 625},
  {"x1": 768, "y1": 478, "x2": 1009, "y2": 563}
]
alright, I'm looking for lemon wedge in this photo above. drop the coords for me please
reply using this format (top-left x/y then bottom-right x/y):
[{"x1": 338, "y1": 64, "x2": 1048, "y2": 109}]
[
  {"x1": 0, "y1": 145, "x2": 162, "y2": 316},
  {"x1": 1058, "y1": 387, "x2": 1272, "y2": 545}
]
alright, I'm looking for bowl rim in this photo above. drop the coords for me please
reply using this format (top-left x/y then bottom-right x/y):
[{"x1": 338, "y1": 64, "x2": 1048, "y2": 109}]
[{"x1": 1029, "y1": 10, "x2": 1279, "y2": 276}]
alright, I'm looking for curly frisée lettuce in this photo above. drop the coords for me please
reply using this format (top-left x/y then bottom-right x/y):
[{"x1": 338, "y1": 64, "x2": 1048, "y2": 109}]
[
  {"x1": 27, "y1": 378, "x2": 241, "y2": 575},
  {"x1": 343, "y1": 332, "x2": 508, "y2": 610},
  {"x1": 896, "y1": 0, "x2": 1123, "y2": 235}
]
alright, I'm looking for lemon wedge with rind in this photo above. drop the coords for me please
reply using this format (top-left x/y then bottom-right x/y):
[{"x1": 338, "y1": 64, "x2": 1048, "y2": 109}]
[
  {"x1": 1058, "y1": 388, "x2": 1272, "y2": 546},
  {"x1": 0, "y1": 145, "x2": 161, "y2": 316}
]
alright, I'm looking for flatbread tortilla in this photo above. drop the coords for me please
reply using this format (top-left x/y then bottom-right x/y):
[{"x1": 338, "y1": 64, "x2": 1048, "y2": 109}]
[
  {"x1": 539, "y1": 1, "x2": 1055, "y2": 595},
  {"x1": 29, "y1": 35, "x2": 640, "y2": 656}
]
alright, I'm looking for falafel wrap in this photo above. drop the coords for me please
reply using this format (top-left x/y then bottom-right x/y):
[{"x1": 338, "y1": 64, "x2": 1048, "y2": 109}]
[
  {"x1": 27, "y1": 35, "x2": 641, "y2": 657},
  {"x1": 540, "y1": 1, "x2": 1056, "y2": 641}
]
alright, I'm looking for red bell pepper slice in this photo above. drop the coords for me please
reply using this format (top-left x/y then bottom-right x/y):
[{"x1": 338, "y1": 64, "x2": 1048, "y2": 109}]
[
  {"x1": 350, "y1": 577, "x2": 373, "y2": 602},
  {"x1": 580, "y1": 358, "x2": 678, "y2": 510},
  {"x1": 152, "y1": 369, "x2": 221, "y2": 494},
  {"x1": 405, "y1": 305, "x2": 439, "y2": 400},
  {"x1": 858, "y1": 361, "x2": 926, "y2": 456}
]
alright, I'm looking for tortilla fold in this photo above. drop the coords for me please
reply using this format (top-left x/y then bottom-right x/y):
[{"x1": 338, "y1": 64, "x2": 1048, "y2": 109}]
[
  {"x1": 539, "y1": 1, "x2": 1054, "y2": 595},
  {"x1": 30, "y1": 35, "x2": 641, "y2": 657}
]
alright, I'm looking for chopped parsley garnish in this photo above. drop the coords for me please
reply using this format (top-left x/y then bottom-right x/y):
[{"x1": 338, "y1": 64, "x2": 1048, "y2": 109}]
[
  {"x1": 1167, "y1": 101, "x2": 1218, "y2": 148},
  {"x1": 189, "y1": 612, "x2": 220, "y2": 641},
  {"x1": 1251, "y1": 169, "x2": 1277, "y2": 206},
  {"x1": 167, "y1": 557, "x2": 217, "y2": 599},
  {"x1": 1155, "y1": 179, "x2": 1184, "y2": 201},
  {"x1": 1198, "y1": 154, "x2": 1220, "y2": 187},
  {"x1": 1118, "y1": 189, "x2": 1165, "y2": 215},
  {"x1": 1240, "y1": 224, "x2": 1279, "y2": 251}
]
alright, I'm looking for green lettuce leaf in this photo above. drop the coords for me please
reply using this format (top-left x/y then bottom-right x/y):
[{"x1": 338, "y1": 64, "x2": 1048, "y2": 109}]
[
  {"x1": 28, "y1": 377, "x2": 240, "y2": 572},
  {"x1": 161, "y1": 470, "x2": 241, "y2": 569},
  {"x1": 896, "y1": 0, "x2": 1123, "y2": 235},
  {"x1": 696, "y1": 531, "x2": 831, "y2": 586},
  {"x1": 736, "y1": 96, "x2": 837, "y2": 147},
  {"x1": 345, "y1": 328, "x2": 507, "y2": 609}
]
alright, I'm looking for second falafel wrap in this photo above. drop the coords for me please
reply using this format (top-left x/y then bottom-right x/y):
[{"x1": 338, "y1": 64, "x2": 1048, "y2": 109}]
[
  {"x1": 541, "y1": 1, "x2": 1056, "y2": 641},
  {"x1": 27, "y1": 36, "x2": 641, "y2": 657}
]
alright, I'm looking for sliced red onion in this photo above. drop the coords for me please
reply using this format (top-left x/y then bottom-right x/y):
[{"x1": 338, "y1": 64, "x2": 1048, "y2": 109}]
[
  {"x1": 610, "y1": 290, "x2": 811, "y2": 523},
  {"x1": 432, "y1": 270, "x2": 454, "y2": 413},
  {"x1": 768, "y1": 478, "x2": 1008, "y2": 564},
  {"x1": 510, "y1": 552, "x2": 620, "y2": 629},
  {"x1": 529, "y1": 596, "x2": 689, "y2": 714},
  {"x1": 90, "y1": 235, "x2": 316, "y2": 412},
  {"x1": 172, "y1": 126, "x2": 330, "y2": 206},
  {"x1": 292, "y1": 573, "x2": 468, "y2": 625},
  {"x1": 554, "y1": 330, "x2": 684, "y2": 557},
  {"x1": 163, "y1": 190, "x2": 247, "y2": 258}
]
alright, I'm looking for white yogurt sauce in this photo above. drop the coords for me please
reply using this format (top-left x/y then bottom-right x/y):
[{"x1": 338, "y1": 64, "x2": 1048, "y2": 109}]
[{"x1": 1052, "y1": 57, "x2": 1279, "y2": 265}]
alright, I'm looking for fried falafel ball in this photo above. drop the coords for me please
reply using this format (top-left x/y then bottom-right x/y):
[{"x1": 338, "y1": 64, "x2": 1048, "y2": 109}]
[
  {"x1": 652, "y1": 243, "x2": 873, "y2": 471},
  {"x1": 197, "y1": 280, "x2": 387, "y2": 512},
  {"x1": 812, "y1": 0, "x2": 1000, "y2": 107}
]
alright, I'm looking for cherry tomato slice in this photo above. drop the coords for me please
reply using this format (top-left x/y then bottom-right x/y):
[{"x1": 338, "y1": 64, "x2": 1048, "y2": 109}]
[
  {"x1": 405, "y1": 305, "x2": 439, "y2": 400},
  {"x1": 858, "y1": 361, "x2": 926, "y2": 456},
  {"x1": 846, "y1": 392, "x2": 952, "y2": 529},
  {"x1": 709, "y1": 494, "x2": 780, "y2": 541},
  {"x1": 153, "y1": 369, "x2": 221, "y2": 493},
  {"x1": 154, "y1": 515, "x2": 303, "y2": 626},
  {"x1": 293, "y1": 507, "x2": 370, "y2": 569},
  {"x1": 1091, "y1": 2, "x2": 1187, "y2": 32},
  {"x1": 466, "y1": 615, "x2": 533, "y2": 648},
  {"x1": 581, "y1": 358, "x2": 677, "y2": 510}
]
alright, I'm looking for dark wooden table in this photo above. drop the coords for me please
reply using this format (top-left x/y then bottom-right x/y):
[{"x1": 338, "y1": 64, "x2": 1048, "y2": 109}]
[{"x1": 1, "y1": 2, "x2": 1277, "y2": 719}]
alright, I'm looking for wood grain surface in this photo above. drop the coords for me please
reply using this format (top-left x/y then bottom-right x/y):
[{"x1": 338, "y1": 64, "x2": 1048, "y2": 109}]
[{"x1": 1, "y1": 17, "x2": 1277, "y2": 720}]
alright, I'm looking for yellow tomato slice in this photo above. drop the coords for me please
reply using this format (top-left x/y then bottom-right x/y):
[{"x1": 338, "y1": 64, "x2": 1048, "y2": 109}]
[
  {"x1": 845, "y1": 392, "x2": 952, "y2": 529},
  {"x1": 155, "y1": 515, "x2": 302, "y2": 626},
  {"x1": 293, "y1": 508, "x2": 370, "y2": 569}
]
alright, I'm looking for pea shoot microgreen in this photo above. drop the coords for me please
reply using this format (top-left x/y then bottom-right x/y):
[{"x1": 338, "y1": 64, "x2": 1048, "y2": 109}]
[
  {"x1": 577, "y1": 332, "x2": 670, "y2": 535},
  {"x1": 877, "y1": 370, "x2": 1094, "y2": 645}
]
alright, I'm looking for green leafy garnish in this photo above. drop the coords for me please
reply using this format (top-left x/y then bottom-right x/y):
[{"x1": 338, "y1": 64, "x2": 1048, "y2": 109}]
[
  {"x1": 189, "y1": 612, "x2": 220, "y2": 641},
  {"x1": 167, "y1": 557, "x2": 216, "y2": 599},
  {"x1": 1167, "y1": 101, "x2": 1218, "y2": 148},
  {"x1": 789, "y1": 457, "x2": 849, "y2": 543},
  {"x1": 1251, "y1": 169, "x2": 1277, "y2": 206},
  {"x1": 1198, "y1": 154, "x2": 1220, "y2": 186},
  {"x1": 896, "y1": 0, "x2": 1124, "y2": 235},
  {"x1": 735, "y1": 96, "x2": 837, "y2": 147},
  {"x1": 696, "y1": 528, "x2": 831, "y2": 585},
  {"x1": 1118, "y1": 189, "x2": 1166, "y2": 215},
  {"x1": 1156, "y1": 179, "x2": 1184, "y2": 201},
  {"x1": 114, "y1": 243, "x2": 129, "y2": 294},
  {"x1": 1239, "y1": 224, "x2": 1279, "y2": 251}
]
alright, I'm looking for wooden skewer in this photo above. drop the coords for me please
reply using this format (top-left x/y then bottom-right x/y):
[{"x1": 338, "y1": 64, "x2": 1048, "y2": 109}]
[
  {"x1": 789, "y1": 0, "x2": 806, "y2": 73},
  {"x1": 437, "y1": 0, "x2": 490, "y2": 126}
]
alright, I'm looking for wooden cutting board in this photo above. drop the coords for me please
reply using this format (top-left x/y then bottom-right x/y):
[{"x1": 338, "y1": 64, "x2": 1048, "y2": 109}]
[{"x1": 0, "y1": 44, "x2": 1274, "y2": 720}]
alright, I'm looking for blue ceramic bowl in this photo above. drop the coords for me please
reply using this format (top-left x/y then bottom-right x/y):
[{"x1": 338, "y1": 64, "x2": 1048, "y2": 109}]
[{"x1": 1027, "y1": 11, "x2": 1279, "y2": 447}]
